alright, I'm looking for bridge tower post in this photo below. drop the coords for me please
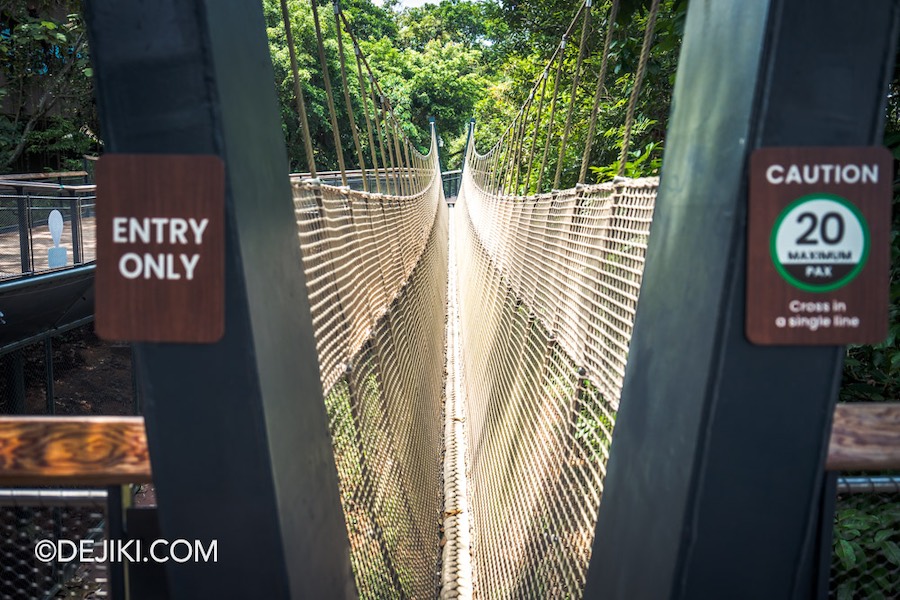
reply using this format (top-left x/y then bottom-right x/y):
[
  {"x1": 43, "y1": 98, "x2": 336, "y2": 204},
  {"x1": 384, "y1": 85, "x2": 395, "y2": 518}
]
[
  {"x1": 83, "y1": 1, "x2": 354, "y2": 598},
  {"x1": 585, "y1": 1, "x2": 899, "y2": 598}
]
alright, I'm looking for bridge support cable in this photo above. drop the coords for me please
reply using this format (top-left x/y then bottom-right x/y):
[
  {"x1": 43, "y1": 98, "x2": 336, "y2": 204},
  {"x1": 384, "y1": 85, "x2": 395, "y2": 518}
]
[
  {"x1": 615, "y1": 0, "x2": 661, "y2": 177},
  {"x1": 579, "y1": 0, "x2": 620, "y2": 183},
  {"x1": 351, "y1": 39, "x2": 383, "y2": 194},
  {"x1": 333, "y1": 1, "x2": 368, "y2": 192},
  {"x1": 279, "y1": 0, "x2": 317, "y2": 177},
  {"x1": 552, "y1": 0, "x2": 592, "y2": 189},
  {"x1": 308, "y1": 0, "x2": 348, "y2": 186}
]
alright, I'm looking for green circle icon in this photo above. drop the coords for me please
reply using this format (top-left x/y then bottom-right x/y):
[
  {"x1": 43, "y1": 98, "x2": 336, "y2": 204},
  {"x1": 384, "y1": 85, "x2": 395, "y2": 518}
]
[{"x1": 769, "y1": 193, "x2": 869, "y2": 293}]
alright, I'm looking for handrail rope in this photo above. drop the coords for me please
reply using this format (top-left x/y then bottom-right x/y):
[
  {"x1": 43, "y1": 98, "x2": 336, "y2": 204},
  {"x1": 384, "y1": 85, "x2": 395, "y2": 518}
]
[
  {"x1": 308, "y1": 0, "x2": 348, "y2": 186},
  {"x1": 333, "y1": 0, "x2": 368, "y2": 191},
  {"x1": 617, "y1": 0, "x2": 661, "y2": 177},
  {"x1": 279, "y1": 0, "x2": 317, "y2": 177},
  {"x1": 553, "y1": 0, "x2": 592, "y2": 189},
  {"x1": 579, "y1": 0, "x2": 620, "y2": 183},
  {"x1": 352, "y1": 39, "x2": 383, "y2": 193}
]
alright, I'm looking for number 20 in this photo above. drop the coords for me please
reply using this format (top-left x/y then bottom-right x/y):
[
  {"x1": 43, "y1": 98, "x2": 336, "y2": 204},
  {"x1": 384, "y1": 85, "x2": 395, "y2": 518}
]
[{"x1": 796, "y1": 212, "x2": 844, "y2": 245}]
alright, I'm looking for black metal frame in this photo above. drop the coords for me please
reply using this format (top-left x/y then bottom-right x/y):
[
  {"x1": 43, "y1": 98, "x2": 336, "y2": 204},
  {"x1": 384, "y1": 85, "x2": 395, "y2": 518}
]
[{"x1": 83, "y1": 1, "x2": 354, "y2": 598}]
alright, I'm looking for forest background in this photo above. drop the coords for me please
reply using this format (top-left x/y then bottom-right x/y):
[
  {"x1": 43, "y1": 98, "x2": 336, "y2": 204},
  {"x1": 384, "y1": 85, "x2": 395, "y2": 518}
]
[{"x1": 1, "y1": 0, "x2": 897, "y2": 406}]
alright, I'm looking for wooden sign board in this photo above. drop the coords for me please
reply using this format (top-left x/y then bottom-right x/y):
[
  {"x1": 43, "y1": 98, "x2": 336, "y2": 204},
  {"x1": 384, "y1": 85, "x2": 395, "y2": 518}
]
[
  {"x1": 747, "y1": 147, "x2": 891, "y2": 345},
  {"x1": 95, "y1": 155, "x2": 225, "y2": 343}
]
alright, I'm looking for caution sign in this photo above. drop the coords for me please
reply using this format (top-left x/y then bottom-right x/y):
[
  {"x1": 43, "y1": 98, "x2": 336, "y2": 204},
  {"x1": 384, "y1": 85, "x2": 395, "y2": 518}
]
[
  {"x1": 95, "y1": 155, "x2": 225, "y2": 343},
  {"x1": 747, "y1": 147, "x2": 891, "y2": 345},
  {"x1": 771, "y1": 194, "x2": 868, "y2": 291}
]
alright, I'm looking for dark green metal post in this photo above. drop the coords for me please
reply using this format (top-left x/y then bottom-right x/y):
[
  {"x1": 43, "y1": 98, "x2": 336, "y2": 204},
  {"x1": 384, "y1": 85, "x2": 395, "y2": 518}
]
[
  {"x1": 83, "y1": 1, "x2": 355, "y2": 597},
  {"x1": 15, "y1": 187, "x2": 30, "y2": 273},
  {"x1": 585, "y1": 1, "x2": 899, "y2": 598}
]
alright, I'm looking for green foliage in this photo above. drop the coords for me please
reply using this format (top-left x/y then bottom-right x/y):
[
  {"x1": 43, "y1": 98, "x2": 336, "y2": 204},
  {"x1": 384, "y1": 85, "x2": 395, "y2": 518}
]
[
  {"x1": 0, "y1": 5, "x2": 97, "y2": 172},
  {"x1": 832, "y1": 497, "x2": 900, "y2": 600},
  {"x1": 840, "y1": 127, "x2": 900, "y2": 403},
  {"x1": 590, "y1": 139, "x2": 662, "y2": 180},
  {"x1": 263, "y1": 0, "x2": 489, "y2": 172},
  {"x1": 472, "y1": 0, "x2": 685, "y2": 188}
]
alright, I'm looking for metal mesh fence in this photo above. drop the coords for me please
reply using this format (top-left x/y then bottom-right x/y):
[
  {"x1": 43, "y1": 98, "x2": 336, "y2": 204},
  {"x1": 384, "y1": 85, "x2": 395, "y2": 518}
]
[
  {"x1": 0, "y1": 325, "x2": 135, "y2": 596},
  {"x1": 455, "y1": 151, "x2": 657, "y2": 596},
  {"x1": 0, "y1": 325, "x2": 136, "y2": 417},
  {"x1": 0, "y1": 183, "x2": 96, "y2": 278},
  {"x1": 0, "y1": 492, "x2": 109, "y2": 600},
  {"x1": 294, "y1": 137, "x2": 448, "y2": 597},
  {"x1": 829, "y1": 475, "x2": 900, "y2": 599}
]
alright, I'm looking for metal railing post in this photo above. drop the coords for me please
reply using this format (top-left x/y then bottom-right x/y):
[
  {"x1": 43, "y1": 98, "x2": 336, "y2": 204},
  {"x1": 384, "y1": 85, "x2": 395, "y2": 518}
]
[
  {"x1": 15, "y1": 186, "x2": 31, "y2": 273},
  {"x1": 70, "y1": 191, "x2": 82, "y2": 264}
]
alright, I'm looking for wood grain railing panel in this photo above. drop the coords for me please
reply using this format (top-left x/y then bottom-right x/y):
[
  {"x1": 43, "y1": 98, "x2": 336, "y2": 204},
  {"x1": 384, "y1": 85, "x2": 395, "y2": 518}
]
[
  {"x1": 826, "y1": 403, "x2": 900, "y2": 471},
  {"x1": 0, "y1": 416, "x2": 151, "y2": 485},
  {"x1": 0, "y1": 404, "x2": 895, "y2": 485}
]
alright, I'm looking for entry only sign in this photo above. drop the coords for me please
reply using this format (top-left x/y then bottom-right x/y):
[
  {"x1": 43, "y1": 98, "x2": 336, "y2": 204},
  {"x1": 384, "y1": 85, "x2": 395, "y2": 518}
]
[
  {"x1": 747, "y1": 147, "x2": 891, "y2": 345},
  {"x1": 95, "y1": 155, "x2": 225, "y2": 343}
]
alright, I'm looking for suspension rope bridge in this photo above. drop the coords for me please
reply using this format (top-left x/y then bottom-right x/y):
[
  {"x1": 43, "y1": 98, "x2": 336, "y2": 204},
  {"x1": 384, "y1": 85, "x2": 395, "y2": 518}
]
[
  {"x1": 279, "y1": 0, "x2": 662, "y2": 596},
  {"x1": 2, "y1": 1, "x2": 897, "y2": 599}
]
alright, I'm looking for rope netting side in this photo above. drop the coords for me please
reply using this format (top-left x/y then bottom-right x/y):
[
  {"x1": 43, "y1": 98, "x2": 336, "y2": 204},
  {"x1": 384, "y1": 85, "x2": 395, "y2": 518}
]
[
  {"x1": 456, "y1": 145, "x2": 657, "y2": 595},
  {"x1": 294, "y1": 129, "x2": 447, "y2": 597},
  {"x1": 280, "y1": 1, "x2": 452, "y2": 593}
]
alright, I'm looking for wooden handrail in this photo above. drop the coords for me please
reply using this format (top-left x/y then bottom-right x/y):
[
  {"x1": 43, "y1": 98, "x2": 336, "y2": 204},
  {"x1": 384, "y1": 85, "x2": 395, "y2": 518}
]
[
  {"x1": 0, "y1": 403, "x2": 895, "y2": 486},
  {"x1": 826, "y1": 402, "x2": 900, "y2": 471},
  {"x1": 0, "y1": 170, "x2": 89, "y2": 181},
  {"x1": 0, "y1": 416, "x2": 151, "y2": 485}
]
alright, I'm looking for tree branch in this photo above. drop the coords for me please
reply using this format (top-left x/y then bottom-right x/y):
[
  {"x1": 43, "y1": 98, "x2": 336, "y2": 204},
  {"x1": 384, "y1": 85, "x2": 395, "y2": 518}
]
[{"x1": 3, "y1": 31, "x2": 87, "y2": 169}]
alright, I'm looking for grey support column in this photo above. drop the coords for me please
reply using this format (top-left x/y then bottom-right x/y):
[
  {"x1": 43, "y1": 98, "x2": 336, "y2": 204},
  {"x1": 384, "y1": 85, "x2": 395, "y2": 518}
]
[
  {"x1": 83, "y1": 2, "x2": 355, "y2": 597},
  {"x1": 585, "y1": 1, "x2": 899, "y2": 598}
]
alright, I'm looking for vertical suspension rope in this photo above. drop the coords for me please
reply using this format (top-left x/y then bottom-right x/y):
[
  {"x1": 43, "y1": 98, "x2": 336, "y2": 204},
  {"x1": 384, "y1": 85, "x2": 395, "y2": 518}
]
[
  {"x1": 396, "y1": 115, "x2": 414, "y2": 196},
  {"x1": 502, "y1": 122, "x2": 518, "y2": 195},
  {"x1": 353, "y1": 39, "x2": 382, "y2": 193},
  {"x1": 617, "y1": 0, "x2": 661, "y2": 177},
  {"x1": 553, "y1": 0, "x2": 592, "y2": 189},
  {"x1": 333, "y1": 0, "x2": 367, "y2": 190},
  {"x1": 380, "y1": 94, "x2": 401, "y2": 195},
  {"x1": 370, "y1": 76, "x2": 394, "y2": 194},
  {"x1": 279, "y1": 0, "x2": 317, "y2": 177},
  {"x1": 579, "y1": 0, "x2": 620, "y2": 183},
  {"x1": 511, "y1": 96, "x2": 533, "y2": 194},
  {"x1": 524, "y1": 70, "x2": 549, "y2": 194},
  {"x1": 309, "y1": 0, "x2": 348, "y2": 185},
  {"x1": 537, "y1": 39, "x2": 567, "y2": 193},
  {"x1": 388, "y1": 108, "x2": 408, "y2": 196}
]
